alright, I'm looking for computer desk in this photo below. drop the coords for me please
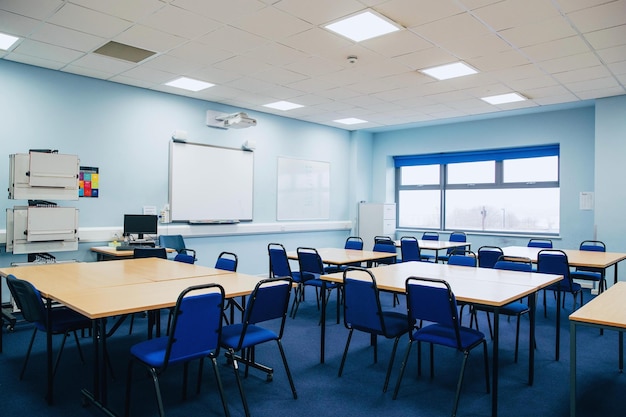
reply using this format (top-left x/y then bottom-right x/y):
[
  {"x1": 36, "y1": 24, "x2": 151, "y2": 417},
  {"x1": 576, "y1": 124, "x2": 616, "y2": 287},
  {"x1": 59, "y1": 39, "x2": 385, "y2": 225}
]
[
  {"x1": 0, "y1": 258, "x2": 263, "y2": 415},
  {"x1": 321, "y1": 261, "x2": 562, "y2": 417},
  {"x1": 569, "y1": 281, "x2": 626, "y2": 417},
  {"x1": 90, "y1": 245, "x2": 176, "y2": 261}
]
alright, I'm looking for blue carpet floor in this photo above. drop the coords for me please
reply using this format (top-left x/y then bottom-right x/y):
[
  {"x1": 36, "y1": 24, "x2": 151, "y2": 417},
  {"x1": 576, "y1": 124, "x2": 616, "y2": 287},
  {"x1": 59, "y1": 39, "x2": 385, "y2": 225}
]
[{"x1": 0, "y1": 287, "x2": 624, "y2": 417}]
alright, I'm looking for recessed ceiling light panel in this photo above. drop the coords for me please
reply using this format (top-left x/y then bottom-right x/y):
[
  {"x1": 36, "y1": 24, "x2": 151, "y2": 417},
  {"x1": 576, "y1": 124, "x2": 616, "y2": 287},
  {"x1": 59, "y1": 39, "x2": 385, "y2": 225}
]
[
  {"x1": 481, "y1": 92, "x2": 527, "y2": 105},
  {"x1": 263, "y1": 101, "x2": 304, "y2": 111},
  {"x1": 325, "y1": 10, "x2": 401, "y2": 42},
  {"x1": 420, "y1": 62, "x2": 478, "y2": 81},
  {"x1": 334, "y1": 118, "x2": 368, "y2": 125},
  {"x1": 0, "y1": 32, "x2": 19, "y2": 50},
  {"x1": 165, "y1": 77, "x2": 214, "y2": 92}
]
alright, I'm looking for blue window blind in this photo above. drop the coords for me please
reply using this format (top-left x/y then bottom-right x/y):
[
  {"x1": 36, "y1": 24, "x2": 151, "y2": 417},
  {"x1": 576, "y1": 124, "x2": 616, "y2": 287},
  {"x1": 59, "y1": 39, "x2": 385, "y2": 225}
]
[{"x1": 393, "y1": 144, "x2": 559, "y2": 167}]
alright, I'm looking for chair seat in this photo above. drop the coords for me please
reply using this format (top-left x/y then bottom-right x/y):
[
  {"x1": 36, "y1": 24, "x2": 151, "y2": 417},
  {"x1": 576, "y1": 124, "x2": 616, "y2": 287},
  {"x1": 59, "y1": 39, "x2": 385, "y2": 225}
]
[
  {"x1": 380, "y1": 311, "x2": 410, "y2": 337},
  {"x1": 476, "y1": 302, "x2": 529, "y2": 316},
  {"x1": 221, "y1": 323, "x2": 279, "y2": 349},
  {"x1": 130, "y1": 338, "x2": 169, "y2": 368},
  {"x1": 303, "y1": 277, "x2": 339, "y2": 289},
  {"x1": 570, "y1": 270, "x2": 602, "y2": 281},
  {"x1": 547, "y1": 281, "x2": 582, "y2": 292},
  {"x1": 37, "y1": 307, "x2": 91, "y2": 334},
  {"x1": 414, "y1": 324, "x2": 485, "y2": 350}
]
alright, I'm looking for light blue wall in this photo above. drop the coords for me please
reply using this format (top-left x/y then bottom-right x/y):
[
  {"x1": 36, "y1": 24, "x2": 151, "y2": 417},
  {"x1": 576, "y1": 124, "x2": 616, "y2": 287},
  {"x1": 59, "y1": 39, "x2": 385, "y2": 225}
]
[
  {"x1": 369, "y1": 107, "x2": 597, "y2": 251},
  {"x1": 595, "y1": 95, "x2": 626, "y2": 254},
  {"x1": 0, "y1": 60, "x2": 353, "y2": 274},
  {"x1": 2, "y1": 59, "x2": 625, "y2": 281}
]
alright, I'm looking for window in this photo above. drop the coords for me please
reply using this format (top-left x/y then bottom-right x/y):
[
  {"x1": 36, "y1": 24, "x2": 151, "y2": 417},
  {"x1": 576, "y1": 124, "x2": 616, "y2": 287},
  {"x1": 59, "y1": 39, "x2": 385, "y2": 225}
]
[{"x1": 395, "y1": 145, "x2": 560, "y2": 234}]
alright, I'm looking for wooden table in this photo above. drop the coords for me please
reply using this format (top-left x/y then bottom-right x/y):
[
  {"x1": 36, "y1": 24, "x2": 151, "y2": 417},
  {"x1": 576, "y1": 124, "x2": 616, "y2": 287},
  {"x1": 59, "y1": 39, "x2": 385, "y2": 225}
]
[
  {"x1": 395, "y1": 239, "x2": 471, "y2": 261},
  {"x1": 502, "y1": 246, "x2": 626, "y2": 284},
  {"x1": 287, "y1": 247, "x2": 398, "y2": 267},
  {"x1": 569, "y1": 281, "x2": 626, "y2": 417},
  {"x1": 0, "y1": 258, "x2": 263, "y2": 413},
  {"x1": 322, "y1": 261, "x2": 562, "y2": 417},
  {"x1": 90, "y1": 245, "x2": 175, "y2": 261}
]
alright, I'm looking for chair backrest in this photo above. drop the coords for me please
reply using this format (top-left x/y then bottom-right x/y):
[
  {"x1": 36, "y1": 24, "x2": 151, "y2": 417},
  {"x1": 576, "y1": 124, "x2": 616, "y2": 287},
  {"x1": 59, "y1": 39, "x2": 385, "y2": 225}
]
[
  {"x1": 528, "y1": 238, "x2": 553, "y2": 248},
  {"x1": 6, "y1": 274, "x2": 46, "y2": 325},
  {"x1": 477, "y1": 246, "x2": 504, "y2": 268},
  {"x1": 537, "y1": 249, "x2": 574, "y2": 290},
  {"x1": 493, "y1": 256, "x2": 533, "y2": 272},
  {"x1": 579, "y1": 240, "x2": 606, "y2": 252},
  {"x1": 297, "y1": 247, "x2": 325, "y2": 280},
  {"x1": 234, "y1": 278, "x2": 292, "y2": 348},
  {"x1": 344, "y1": 236, "x2": 364, "y2": 250},
  {"x1": 445, "y1": 231, "x2": 467, "y2": 255},
  {"x1": 158, "y1": 234, "x2": 186, "y2": 252},
  {"x1": 342, "y1": 267, "x2": 385, "y2": 334},
  {"x1": 448, "y1": 250, "x2": 477, "y2": 267},
  {"x1": 400, "y1": 236, "x2": 421, "y2": 262},
  {"x1": 372, "y1": 237, "x2": 397, "y2": 265},
  {"x1": 421, "y1": 232, "x2": 439, "y2": 241},
  {"x1": 215, "y1": 251, "x2": 238, "y2": 271},
  {"x1": 405, "y1": 277, "x2": 461, "y2": 347},
  {"x1": 165, "y1": 284, "x2": 225, "y2": 367},
  {"x1": 133, "y1": 247, "x2": 167, "y2": 259},
  {"x1": 268, "y1": 243, "x2": 294, "y2": 278}
]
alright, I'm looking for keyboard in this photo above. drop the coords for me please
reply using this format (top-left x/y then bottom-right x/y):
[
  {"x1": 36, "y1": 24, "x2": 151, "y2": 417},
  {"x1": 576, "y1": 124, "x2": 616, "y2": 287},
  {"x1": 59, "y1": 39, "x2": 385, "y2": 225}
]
[{"x1": 116, "y1": 245, "x2": 155, "y2": 251}]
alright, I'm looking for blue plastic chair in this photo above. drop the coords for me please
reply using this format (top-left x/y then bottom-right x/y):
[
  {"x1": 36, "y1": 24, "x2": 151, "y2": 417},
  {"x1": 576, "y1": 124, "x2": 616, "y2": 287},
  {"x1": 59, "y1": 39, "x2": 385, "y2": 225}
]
[
  {"x1": 570, "y1": 240, "x2": 607, "y2": 293},
  {"x1": 420, "y1": 231, "x2": 440, "y2": 261},
  {"x1": 400, "y1": 236, "x2": 422, "y2": 262},
  {"x1": 392, "y1": 277, "x2": 490, "y2": 416},
  {"x1": 372, "y1": 236, "x2": 397, "y2": 266},
  {"x1": 447, "y1": 250, "x2": 477, "y2": 267},
  {"x1": 438, "y1": 231, "x2": 467, "y2": 263},
  {"x1": 158, "y1": 234, "x2": 196, "y2": 262},
  {"x1": 338, "y1": 267, "x2": 410, "y2": 392},
  {"x1": 528, "y1": 238, "x2": 553, "y2": 248},
  {"x1": 215, "y1": 252, "x2": 241, "y2": 324},
  {"x1": 324, "y1": 236, "x2": 364, "y2": 273},
  {"x1": 124, "y1": 283, "x2": 229, "y2": 417},
  {"x1": 537, "y1": 249, "x2": 582, "y2": 317},
  {"x1": 6, "y1": 274, "x2": 91, "y2": 381},
  {"x1": 477, "y1": 245, "x2": 504, "y2": 268},
  {"x1": 220, "y1": 278, "x2": 297, "y2": 417},
  {"x1": 295, "y1": 247, "x2": 341, "y2": 321}
]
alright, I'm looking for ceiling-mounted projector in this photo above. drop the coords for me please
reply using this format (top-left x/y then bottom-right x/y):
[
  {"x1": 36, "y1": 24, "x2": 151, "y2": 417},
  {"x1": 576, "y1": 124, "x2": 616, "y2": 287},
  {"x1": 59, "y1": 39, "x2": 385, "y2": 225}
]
[{"x1": 206, "y1": 110, "x2": 257, "y2": 129}]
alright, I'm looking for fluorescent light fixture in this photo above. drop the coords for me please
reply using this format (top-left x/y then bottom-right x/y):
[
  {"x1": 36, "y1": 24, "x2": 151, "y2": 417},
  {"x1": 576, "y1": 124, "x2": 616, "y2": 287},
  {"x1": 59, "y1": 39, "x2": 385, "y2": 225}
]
[
  {"x1": 325, "y1": 10, "x2": 401, "y2": 42},
  {"x1": 481, "y1": 92, "x2": 527, "y2": 105},
  {"x1": 0, "y1": 32, "x2": 19, "y2": 50},
  {"x1": 420, "y1": 62, "x2": 478, "y2": 81},
  {"x1": 164, "y1": 77, "x2": 214, "y2": 92},
  {"x1": 263, "y1": 100, "x2": 304, "y2": 111},
  {"x1": 334, "y1": 118, "x2": 368, "y2": 125}
]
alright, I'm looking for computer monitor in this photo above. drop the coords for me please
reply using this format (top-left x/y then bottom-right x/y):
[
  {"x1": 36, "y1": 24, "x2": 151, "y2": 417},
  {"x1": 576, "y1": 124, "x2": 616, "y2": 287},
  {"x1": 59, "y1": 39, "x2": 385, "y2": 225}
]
[{"x1": 123, "y1": 214, "x2": 158, "y2": 240}]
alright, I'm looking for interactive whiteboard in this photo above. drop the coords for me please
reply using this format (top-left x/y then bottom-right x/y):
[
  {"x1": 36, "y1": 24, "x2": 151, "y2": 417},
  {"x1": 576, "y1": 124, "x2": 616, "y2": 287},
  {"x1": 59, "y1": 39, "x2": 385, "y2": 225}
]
[
  {"x1": 277, "y1": 157, "x2": 330, "y2": 220},
  {"x1": 169, "y1": 141, "x2": 254, "y2": 223}
]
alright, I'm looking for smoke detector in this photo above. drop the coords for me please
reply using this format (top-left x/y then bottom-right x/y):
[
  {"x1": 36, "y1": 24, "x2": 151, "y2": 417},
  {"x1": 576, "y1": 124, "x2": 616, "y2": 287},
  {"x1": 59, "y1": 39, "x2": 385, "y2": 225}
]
[{"x1": 347, "y1": 55, "x2": 358, "y2": 64}]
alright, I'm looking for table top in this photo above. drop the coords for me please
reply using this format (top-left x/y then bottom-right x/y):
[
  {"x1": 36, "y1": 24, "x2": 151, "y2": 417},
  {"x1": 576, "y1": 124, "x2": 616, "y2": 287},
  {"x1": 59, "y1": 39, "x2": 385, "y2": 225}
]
[
  {"x1": 0, "y1": 258, "x2": 262, "y2": 319},
  {"x1": 569, "y1": 281, "x2": 626, "y2": 328},
  {"x1": 501, "y1": 246, "x2": 626, "y2": 268},
  {"x1": 395, "y1": 239, "x2": 471, "y2": 251},
  {"x1": 287, "y1": 247, "x2": 397, "y2": 265},
  {"x1": 323, "y1": 261, "x2": 562, "y2": 307}
]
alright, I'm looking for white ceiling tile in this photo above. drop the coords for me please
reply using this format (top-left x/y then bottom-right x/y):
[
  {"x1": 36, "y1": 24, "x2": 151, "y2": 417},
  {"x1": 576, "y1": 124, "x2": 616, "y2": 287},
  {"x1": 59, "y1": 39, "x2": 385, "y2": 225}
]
[
  {"x1": 142, "y1": 53, "x2": 203, "y2": 74},
  {"x1": 171, "y1": 0, "x2": 267, "y2": 24},
  {"x1": 70, "y1": 53, "x2": 136, "y2": 75},
  {"x1": 566, "y1": 1, "x2": 626, "y2": 34},
  {"x1": 211, "y1": 55, "x2": 273, "y2": 76},
  {"x1": 608, "y1": 60, "x2": 626, "y2": 75},
  {"x1": 167, "y1": 42, "x2": 234, "y2": 67},
  {"x1": 361, "y1": 30, "x2": 432, "y2": 58},
  {"x1": 471, "y1": 0, "x2": 562, "y2": 31},
  {"x1": 281, "y1": 27, "x2": 352, "y2": 58},
  {"x1": 498, "y1": 17, "x2": 577, "y2": 48},
  {"x1": 186, "y1": 66, "x2": 243, "y2": 85},
  {"x1": 555, "y1": 0, "x2": 618, "y2": 13},
  {"x1": 224, "y1": 75, "x2": 277, "y2": 93},
  {"x1": 284, "y1": 56, "x2": 345, "y2": 77},
  {"x1": 12, "y1": 38, "x2": 84, "y2": 63},
  {"x1": 0, "y1": 0, "x2": 63, "y2": 20},
  {"x1": 539, "y1": 52, "x2": 604, "y2": 74},
  {"x1": 70, "y1": 0, "x2": 165, "y2": 22},
  {"x1": 552, "y1": 65, "x2": 612, "y2": 83},
  {"x1": 47, "y1": 3, "x2": 132, "y2": 38},
  {"x1": 30, "y1": 23, "x2": 105, "y2": 52},
  {"x1": 0, "y1": 10, "x2": 41, "y2": 37},
  {"x1": 274, "y1": 0, "x2": 364, "y2": 25},
  {"x1": 4, "y1": 52, "x2": 66, "y2": 69},
  {"x1": 196, "y1": 26, "x2": 270, "y2": 54},
  {"x1": 596, "y1": 44, "x2": 626, "y2": 64},
  {"x1": 467, "y1": 50, "x2": 530, "y2": 72},
  {"x1": 566, "y1": 76, "x2": 621, "y2": 93},
  {"x1": 575, "y1": 86, "x2": 625, "y2": 99},
  {"x1": 522, "y1": 36, "x2": 591, "y2": 62},
  {"x1": 138, "y1": 5, "x2": 222, "y2": 39},
  {"x1": 229, "y1": 5, "x2": 313, "y2": 41},
  {"x1": 116, "y1": 24, "x2": 187, "y2": 53},
  {"x1": 250, "y1": 67, "x2": 308, "y2": 84},
  {"x1": 378, "y1": 0, "x2": 465, "y2": 28},
  {"x1": 438, "y1": 32, "x2": 511, "y2": 60},
  {"x1": 414, "y1": 12, "x2": 491, "y2": 44},
  {"x1": 584, "y1": 24, "x2": 626, "y2": 50}
]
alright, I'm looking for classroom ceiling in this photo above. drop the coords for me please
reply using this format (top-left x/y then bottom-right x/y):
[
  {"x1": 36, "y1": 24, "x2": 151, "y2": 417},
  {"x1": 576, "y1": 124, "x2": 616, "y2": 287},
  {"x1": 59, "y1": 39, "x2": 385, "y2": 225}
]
[{"x1": 1, "y1": 0, "x2": 625, "y2": 131}]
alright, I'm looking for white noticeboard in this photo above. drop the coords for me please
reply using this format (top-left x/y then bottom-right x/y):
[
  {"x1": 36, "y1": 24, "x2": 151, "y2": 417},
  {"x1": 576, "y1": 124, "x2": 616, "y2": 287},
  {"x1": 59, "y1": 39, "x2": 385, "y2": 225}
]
[{"x1": 277, "y1": 157, "x2": 330, "y2": 220}]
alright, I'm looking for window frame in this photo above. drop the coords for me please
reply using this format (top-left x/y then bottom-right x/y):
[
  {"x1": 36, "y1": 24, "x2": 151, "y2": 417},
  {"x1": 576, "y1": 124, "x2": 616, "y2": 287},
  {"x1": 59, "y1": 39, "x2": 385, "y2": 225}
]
[{"x1": 394, "y1": 145, "x2": 560, "y2": 235}]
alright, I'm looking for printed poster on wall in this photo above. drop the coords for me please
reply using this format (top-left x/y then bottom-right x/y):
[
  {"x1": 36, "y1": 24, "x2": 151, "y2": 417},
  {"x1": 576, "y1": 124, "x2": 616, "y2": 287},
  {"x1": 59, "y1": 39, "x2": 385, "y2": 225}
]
[{"x1": 79, "y1": 166, "x2": 99, "y2": 197}]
